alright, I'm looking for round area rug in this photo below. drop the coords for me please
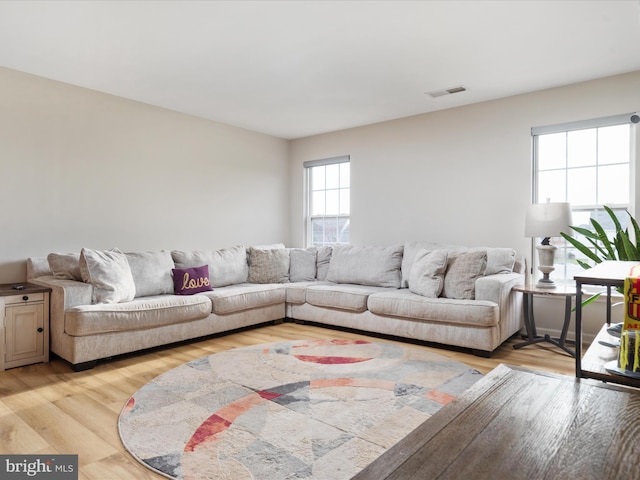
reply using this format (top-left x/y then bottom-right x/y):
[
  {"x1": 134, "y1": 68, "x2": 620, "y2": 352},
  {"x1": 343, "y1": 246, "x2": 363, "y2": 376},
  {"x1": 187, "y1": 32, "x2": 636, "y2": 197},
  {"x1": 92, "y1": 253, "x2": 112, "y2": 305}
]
[{"x1": 118, "y1": 339, "x2": 482, "y2": 479}]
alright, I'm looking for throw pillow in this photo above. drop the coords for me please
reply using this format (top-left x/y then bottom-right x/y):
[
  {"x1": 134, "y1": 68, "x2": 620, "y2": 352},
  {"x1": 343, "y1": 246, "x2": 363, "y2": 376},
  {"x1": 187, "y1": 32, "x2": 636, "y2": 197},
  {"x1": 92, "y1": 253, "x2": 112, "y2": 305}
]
[
  {"x1": 47, "y1": 252, "x2": 82, "y2": 281},
  {"x1": 327, "y1": 245, "x2": 404, "y2": 288},
  {"x1": 126, "y1": 251, "x2": 175, "y2": 297},
  {"x1": 484, "y1": 248, "x2": 516, "y2": 275},
  {"x1": 408, "y1": 249, "x2": 448, "y2": 297},
  {"x1": 79, "y1": 248, "x2": 136, "y2": 304},
  {"x1": 247, "y1": 247, "x2": 290, "y2": 283},
  {"x1": 289, "y1": 247, "x2": 317, "y2": 282},
  {"x1": 172, "y1": 265, "x2": 213, "y2": 295},
  {"x1": 316, "y1": 246, "x2": 333, "y2": 281},
  {"x1": 442, "y1": 251, "x2": 487, "y2": 300}
]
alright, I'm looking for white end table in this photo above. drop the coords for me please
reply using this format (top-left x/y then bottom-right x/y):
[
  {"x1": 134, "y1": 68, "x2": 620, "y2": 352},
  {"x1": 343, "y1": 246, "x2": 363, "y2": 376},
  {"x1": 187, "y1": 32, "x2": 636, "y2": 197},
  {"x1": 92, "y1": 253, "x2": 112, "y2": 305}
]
[{"x1": 512, "y1": 284, "x2": 577, "y2": 357}]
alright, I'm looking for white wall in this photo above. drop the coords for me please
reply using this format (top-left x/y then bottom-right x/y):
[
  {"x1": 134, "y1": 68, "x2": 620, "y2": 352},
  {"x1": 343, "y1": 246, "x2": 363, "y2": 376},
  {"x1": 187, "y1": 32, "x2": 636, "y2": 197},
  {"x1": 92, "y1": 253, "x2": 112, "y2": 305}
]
[
  {"x1": 289, "y1": 70, "x2": 640, "y2": 340},
  {"x1": 0, "y1": 67, "x2": 290, "y2": 283}
]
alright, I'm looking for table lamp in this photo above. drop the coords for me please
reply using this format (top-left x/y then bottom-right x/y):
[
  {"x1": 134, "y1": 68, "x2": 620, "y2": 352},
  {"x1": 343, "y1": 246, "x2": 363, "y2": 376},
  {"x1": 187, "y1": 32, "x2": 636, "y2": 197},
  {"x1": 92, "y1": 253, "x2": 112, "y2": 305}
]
[{"x1": 525, "y1": 202, "x2": 572, "y2": 288}]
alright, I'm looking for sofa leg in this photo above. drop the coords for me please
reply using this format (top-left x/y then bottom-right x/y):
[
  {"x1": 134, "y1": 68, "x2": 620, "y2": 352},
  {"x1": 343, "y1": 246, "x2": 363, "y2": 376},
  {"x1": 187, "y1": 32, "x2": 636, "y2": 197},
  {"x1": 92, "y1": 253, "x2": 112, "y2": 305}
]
[
  {"x1": 273, "y1": 318, "x2": 284, "y2": 325},
  {"x1": 471, "y1": 349, "x2": 492, "y2": 358},
  {"x1": 71, "y1": 360, "x2": 97, "y2": 372}
]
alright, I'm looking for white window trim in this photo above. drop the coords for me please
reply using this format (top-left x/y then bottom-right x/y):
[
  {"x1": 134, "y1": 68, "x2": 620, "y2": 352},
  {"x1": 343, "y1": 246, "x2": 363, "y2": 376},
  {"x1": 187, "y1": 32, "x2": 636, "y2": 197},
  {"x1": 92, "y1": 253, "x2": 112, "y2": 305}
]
[
  {"x1": 304, "y1": 155, "x2": 350, "y2": 247},
  {"x1": 531, "y1": 113, "x2": 639, "y2": 283}
]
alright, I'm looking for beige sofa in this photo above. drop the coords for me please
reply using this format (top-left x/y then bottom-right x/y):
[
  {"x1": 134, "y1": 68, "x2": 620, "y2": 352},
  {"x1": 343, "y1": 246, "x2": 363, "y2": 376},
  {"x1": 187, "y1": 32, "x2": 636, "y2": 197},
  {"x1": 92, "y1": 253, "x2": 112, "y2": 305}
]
[{"x1": 28, "y1": 242, "x2": 524, "y2": 371}]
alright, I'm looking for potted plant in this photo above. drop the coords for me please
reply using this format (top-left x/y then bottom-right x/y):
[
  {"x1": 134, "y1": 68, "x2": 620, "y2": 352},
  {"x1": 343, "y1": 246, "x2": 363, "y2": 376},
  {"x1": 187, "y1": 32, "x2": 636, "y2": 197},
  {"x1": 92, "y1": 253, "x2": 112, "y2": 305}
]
[{"x1": 561, "y1": 205, "x2": 640, "y2": 304}]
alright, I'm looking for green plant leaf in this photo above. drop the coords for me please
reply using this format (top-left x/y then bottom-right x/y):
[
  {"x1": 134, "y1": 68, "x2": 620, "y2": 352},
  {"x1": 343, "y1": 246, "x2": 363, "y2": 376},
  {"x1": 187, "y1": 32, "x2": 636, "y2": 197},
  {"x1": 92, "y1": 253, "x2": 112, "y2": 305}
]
[
  {"x1": 590, "y1": 218, "x2": 617, "y2": 259},
  {"x1": 561, "y1": 232, "x2": 602, "y2": 263},
  {"x1": 577, "y1": 259, "x2": 592, "y2": 270},
  {"x1": 581, "y1": 292, "x2": 602, "y2": 308},
  {"x1": 621, "y1": 230, "x2": 640, "y2": 260},
  {"x1": 569, "y1": 225, "x2": 602, "y2": 241},
  {"x1": 629, "y1": 210, "x2": 640, "y2": 249},
  {"x1": 604, "y1": 205, "x2": 623, "y2": 232}
]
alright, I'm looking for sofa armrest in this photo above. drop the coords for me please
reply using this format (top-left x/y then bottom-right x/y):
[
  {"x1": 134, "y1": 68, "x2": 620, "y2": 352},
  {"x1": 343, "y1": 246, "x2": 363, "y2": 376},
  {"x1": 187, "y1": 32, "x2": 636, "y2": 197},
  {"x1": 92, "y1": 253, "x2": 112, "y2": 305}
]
[
  {"x1": 475, "y1": 273, "x2": 523, "y2": 305},
  {"x1": 476, "y1": 273, "x2": 524, "y2": 342},
  {"x1": 30, "y1": 276, "x2": 93, "y2": 309},
  {"x1": 29, "y1": 276, "x2": 94, "y2": 357}
]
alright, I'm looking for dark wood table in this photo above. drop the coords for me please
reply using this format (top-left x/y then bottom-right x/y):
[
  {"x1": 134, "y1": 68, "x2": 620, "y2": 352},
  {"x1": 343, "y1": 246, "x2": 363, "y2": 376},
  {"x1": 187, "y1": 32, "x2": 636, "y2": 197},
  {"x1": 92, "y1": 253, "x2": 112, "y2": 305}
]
[
  {"x1": 354, "y1": 364, "x2": 640, "y2": 480},
  {"x1": 574, "y1": 260, "x2": 640, "y2": 386}
]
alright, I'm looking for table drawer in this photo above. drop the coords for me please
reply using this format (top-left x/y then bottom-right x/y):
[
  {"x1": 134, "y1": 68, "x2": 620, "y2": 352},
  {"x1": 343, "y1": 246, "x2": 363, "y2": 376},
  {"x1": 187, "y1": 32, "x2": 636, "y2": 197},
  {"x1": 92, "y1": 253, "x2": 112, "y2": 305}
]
[{"x1": 4, "y1": 292, "x2": 45, "y2": 305}]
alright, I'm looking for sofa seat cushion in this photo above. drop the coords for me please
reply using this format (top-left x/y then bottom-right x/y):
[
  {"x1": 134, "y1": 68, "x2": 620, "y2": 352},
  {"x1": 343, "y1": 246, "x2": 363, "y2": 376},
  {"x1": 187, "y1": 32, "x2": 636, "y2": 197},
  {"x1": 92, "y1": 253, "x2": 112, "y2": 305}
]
[
  {"x1": 65, "y1": 295, "x2": 211, "y2": 336},
  {"x1": 285, "y1": 281, "x2": 331, "y2": 304},
  {"x1": 306, "y1": 284, "x2": 391, "y2": 312},
  {"x1": 368, "y1": 290, "x2": 499, "y2": 327},
  {"x1": 199, "y1": 283, "x2": 285, "y2": 315}
]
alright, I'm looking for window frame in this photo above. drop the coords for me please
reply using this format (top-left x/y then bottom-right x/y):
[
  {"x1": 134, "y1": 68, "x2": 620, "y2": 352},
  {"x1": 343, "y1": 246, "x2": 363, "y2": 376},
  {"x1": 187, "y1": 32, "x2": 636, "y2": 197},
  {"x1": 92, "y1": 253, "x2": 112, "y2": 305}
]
[
  {"x1": 304, "y1": 155, "x2": 350, "y2": 248},
  {"x1": 531, "y1": 113, "x2": 638, "y2": 284}
]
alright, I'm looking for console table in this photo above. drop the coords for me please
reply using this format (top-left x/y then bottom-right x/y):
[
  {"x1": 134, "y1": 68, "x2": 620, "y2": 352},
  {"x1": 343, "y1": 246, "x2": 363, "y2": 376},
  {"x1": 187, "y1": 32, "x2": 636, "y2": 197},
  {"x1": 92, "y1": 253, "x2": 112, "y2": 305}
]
[
  {"x1": 354, "y1": 364, "x2": 640, "y2": 480},
  {"x1": 574, "y1": 261, "x2": 639, "y2": 387}
]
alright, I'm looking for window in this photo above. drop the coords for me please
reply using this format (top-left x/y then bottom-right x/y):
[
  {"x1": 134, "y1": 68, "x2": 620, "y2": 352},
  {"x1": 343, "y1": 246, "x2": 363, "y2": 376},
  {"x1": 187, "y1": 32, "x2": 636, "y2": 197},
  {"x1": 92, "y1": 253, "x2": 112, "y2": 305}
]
[
  {"x1": 532, "y1": 113, "x2": 638, "y2": 283},
  {"x1": 304, "y1": 156, "x2": 350, "y2": 247}
]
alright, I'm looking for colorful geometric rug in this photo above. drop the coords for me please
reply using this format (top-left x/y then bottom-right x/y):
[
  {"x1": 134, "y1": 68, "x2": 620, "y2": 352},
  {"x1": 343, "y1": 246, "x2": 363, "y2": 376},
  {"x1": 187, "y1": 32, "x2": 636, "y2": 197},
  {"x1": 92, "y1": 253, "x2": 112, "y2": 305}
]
[{"x1": 118, "y1": 339, "x2": 482, "y2": 479}]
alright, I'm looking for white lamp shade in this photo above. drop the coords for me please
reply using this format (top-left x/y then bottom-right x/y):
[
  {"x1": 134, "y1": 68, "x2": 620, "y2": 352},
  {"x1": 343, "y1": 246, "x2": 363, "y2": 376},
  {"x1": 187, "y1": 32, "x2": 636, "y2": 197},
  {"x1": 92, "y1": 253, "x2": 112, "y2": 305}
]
[{"x1": 525, "y1": 202, "x2": 572, "y2": 238}]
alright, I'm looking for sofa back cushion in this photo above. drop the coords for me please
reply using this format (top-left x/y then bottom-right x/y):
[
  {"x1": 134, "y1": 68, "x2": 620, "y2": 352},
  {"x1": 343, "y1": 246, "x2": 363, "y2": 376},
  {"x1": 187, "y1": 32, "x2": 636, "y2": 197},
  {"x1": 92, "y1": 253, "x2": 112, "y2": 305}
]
[
  {"x1": 126, "y1": 251, "x2": 175, "y2": 297},
  {"x1": 327, "y1": 245, "x2": 404, "y2": 288},
  {"x1": 172, "y1": 245, "x2": 249, "y2": 288}
]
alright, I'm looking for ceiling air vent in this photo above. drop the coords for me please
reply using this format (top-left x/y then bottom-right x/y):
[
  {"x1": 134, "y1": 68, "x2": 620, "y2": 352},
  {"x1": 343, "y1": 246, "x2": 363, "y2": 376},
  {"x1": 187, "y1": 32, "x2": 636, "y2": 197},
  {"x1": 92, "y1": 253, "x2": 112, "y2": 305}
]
[{"x1": 426, "y1": 86, "x2": 467, "y2": 98}]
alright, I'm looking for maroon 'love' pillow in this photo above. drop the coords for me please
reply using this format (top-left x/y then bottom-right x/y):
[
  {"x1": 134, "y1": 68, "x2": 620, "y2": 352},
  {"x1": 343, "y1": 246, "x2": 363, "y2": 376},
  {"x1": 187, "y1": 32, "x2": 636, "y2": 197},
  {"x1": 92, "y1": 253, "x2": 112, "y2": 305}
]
[{"x1": 172, "y1": 265, "x2": 213, "y2": 295}]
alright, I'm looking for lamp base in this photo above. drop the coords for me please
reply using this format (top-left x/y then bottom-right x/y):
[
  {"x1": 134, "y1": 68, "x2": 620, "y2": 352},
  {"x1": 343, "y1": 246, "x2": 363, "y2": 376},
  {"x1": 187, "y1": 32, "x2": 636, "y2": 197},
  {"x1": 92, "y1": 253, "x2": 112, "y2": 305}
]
[
  {"x1": 536, "y1": 275, "x2": 557, "y2": 289},
  {"x1": 536, "y1": 245, "x2": 558, "y2": 289}
]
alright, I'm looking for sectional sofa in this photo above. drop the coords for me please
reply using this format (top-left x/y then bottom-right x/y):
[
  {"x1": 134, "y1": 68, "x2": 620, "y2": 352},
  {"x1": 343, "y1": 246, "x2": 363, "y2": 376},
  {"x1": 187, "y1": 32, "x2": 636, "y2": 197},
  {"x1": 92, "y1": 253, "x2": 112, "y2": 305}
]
[{"x1": 27, "y1": 242, "x2": 525, "y2": 371}]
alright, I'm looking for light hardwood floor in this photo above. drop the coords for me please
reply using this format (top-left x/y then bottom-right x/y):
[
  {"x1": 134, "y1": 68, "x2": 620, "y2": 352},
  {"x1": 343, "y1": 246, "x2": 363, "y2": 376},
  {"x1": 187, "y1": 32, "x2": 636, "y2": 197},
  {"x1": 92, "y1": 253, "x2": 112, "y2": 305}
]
[{"x1": 0, "y1": 322, "x2": 576, "y2": 480}]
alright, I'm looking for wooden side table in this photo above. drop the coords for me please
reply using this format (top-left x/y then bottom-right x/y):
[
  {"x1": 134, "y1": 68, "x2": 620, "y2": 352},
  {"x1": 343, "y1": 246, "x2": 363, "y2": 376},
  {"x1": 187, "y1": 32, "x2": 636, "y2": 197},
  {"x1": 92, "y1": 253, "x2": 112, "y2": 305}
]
[
  {"x1": 512, "y1": 284, "x2": 577, "y2": 357},
  {"x1": 0, "y1": 282, "x2": 51, "y2": 371}
]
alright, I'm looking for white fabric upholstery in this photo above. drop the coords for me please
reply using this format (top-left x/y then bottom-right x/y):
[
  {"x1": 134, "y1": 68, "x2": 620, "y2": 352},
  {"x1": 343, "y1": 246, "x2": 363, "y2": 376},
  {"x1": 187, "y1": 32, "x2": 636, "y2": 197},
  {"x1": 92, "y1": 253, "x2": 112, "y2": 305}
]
[
  {"x1": 28, "y1": 240, "x2": 524, "y2": 368},
  {"x1": 368, "y1": 290, "x2": 498, "y2": 327},
  {"x1": 306, "y1": 284, "x2": 390, "y2": 312},
  {"x1": 65, "y1": 295, "x2": 211, "y2": 336},
  {"x1": 198, "y1": 283, "x2": 285, "y2": 315}
]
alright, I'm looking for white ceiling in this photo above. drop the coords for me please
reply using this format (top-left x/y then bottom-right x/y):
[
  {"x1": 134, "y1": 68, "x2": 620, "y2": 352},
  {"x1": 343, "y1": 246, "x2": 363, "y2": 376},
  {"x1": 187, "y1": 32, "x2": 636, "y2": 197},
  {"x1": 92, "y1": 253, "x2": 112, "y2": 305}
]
[{"x1": 1, "y1": 1, "x2": 640, "y2": 139}]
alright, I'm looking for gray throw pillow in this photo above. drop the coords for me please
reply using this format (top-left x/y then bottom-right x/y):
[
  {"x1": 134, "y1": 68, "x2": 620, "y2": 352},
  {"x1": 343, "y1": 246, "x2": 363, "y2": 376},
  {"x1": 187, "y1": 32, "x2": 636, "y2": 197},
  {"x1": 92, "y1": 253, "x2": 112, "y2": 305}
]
[
  {"x1": 316, "y1": 246, "x2": 333, "y2": 281},
  {"x1": 289, "y1": 247, "x2": 317, "y2": 282},
  {"x1": 408, "y1": 249, "x2": 448, "y2": 298},
  {"x1": 248, "y1": 247, "x2": 290, "y2": 283},
  {"x1": 47, "y1": 252, "x2": 82, "y2": 281},
  {"x1": 80, "y1": 248, "x2": 136, "y2": 304},
  {"x1": 442, "y1": 251, "x2": 487, "y2": 300}
]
